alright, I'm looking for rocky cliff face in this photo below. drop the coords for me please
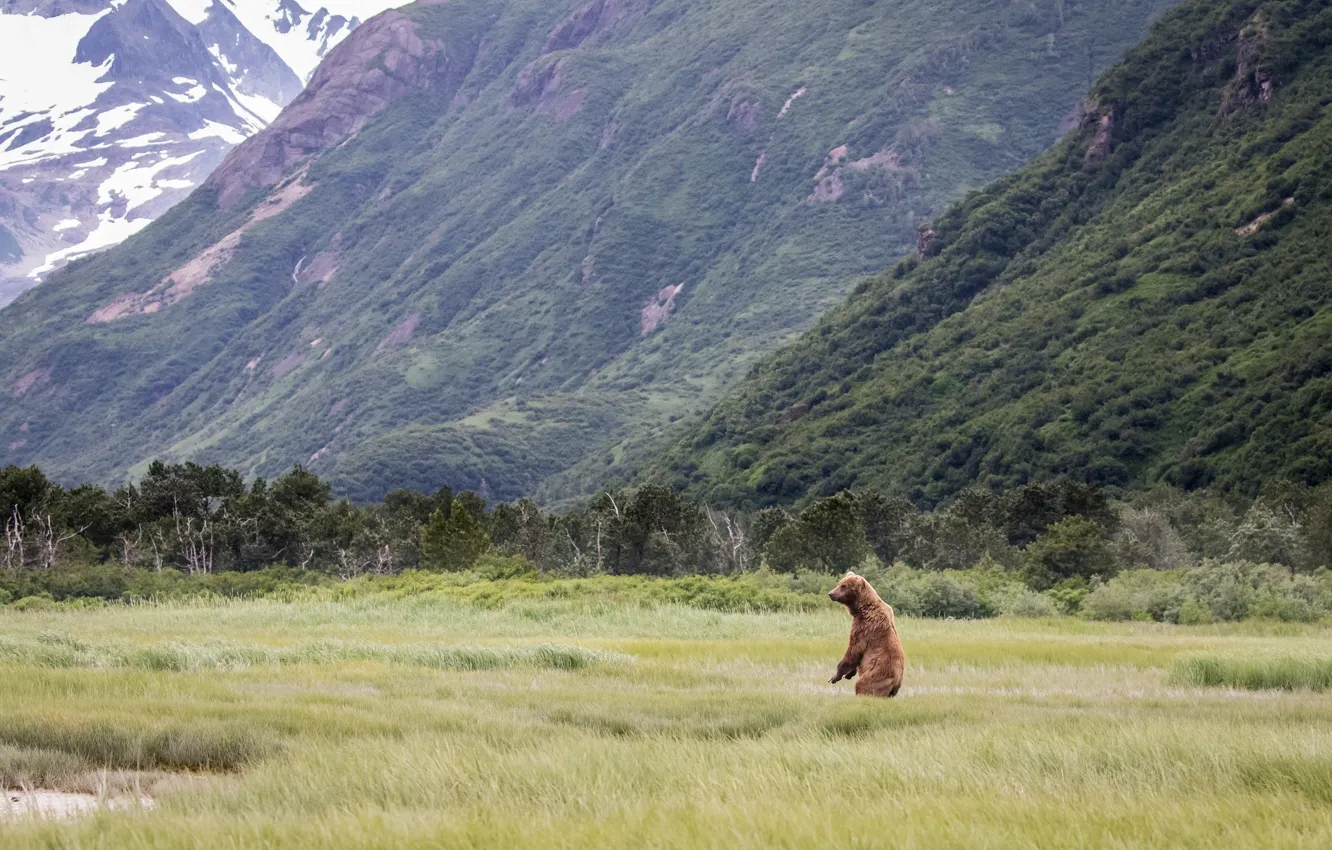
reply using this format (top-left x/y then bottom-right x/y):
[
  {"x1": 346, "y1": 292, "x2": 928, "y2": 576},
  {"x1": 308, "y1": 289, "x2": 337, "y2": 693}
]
[
  {"x1": 0, "y1": 0, "x2": 397, "y2": 305},
  {"x1": 207, "y1": 8, "x2": 473, "y2": 208}
]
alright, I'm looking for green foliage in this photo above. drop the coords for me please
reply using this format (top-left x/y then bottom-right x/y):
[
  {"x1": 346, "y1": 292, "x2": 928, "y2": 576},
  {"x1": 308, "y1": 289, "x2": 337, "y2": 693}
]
[
  {"x1": 1170, "y1": 651, "x2": 1332, "y2": 691},
  {"x1": 649, "y1": 0, "x2": 1332, "y2": 508},
  {"x1": 1084, "y1": 561, "x2": 1332, "y2": 622},
  {"x1": 421, "y1": 499, "x2": 493, "y2": 572},
  {"x1": 1021, "y1": 515, "x2": 1116, "y2": 590},
  {"x1": 0, "y1": 0, "x2": 1178, "y2": 503},
  {"x1": 8, "y1": 454, "x2": 1332, "y2": 626},
  {"x1": 1082, "y1": 569, "x2": 1185, "y2": 621},
  {"x1": 762, "y1": 491, "x2": 869, "y2": 574}
]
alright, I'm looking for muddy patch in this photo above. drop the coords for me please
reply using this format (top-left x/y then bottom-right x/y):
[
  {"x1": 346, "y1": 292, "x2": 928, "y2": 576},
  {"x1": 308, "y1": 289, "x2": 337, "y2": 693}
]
[
  {"x1": 1, "y1": 789, "x2": 156, "y2": 822},
  {"x1": 1236, "y1": 198, "x2": 1294, "y2": 236},
  {"x1": 750, "y1": 151, "x2": 766, "y2": 182},
  {"x1": 375, "y1": 312, "x2": 422, "y2": 355},
  {"x1": 777, "y1": 86, "x2": 805, "y2": 118},
  {"x1": 12, "y1": 366, "x2": 52, "y2": 398}
]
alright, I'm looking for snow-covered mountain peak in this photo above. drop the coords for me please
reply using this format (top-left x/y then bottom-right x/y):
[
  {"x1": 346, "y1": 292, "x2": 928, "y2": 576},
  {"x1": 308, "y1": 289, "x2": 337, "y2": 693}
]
[{"x1": 0, "y1": 0, "x2": 399, "y2": 304}]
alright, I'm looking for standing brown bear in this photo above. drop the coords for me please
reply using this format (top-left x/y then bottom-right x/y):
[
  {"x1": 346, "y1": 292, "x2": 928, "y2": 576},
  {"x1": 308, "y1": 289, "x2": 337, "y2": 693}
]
[{"x1": 828, "y1": 571, "x2": 905, "y2": 697}]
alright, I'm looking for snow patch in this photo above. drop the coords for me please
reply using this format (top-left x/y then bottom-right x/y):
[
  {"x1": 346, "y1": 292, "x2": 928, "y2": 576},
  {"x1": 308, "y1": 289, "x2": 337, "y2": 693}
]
[
  {"x1": 117, "y1": 132, "x2": 169, "y2": 148},
  {"x1": 166, "y1": 85, "x2": 208, "y2": 104},
  {"x1": 221, "y1": 0, "x2": 393, "y2": 82},
  {"x1": 29, "y1": 214, "x2": 152, "y2": 278},
  {"x1": 0, "y1": 11, "x2": 114, "y2": 119},
  {"x1": 188, "y1": 120, "x2": 248, "y2": 145},
  {"x1": 223, "y1": 86, "x2": 282, "y2": 128},
  {"x1": 207, "y1": 43, "x2": 239, "y2": 76},
  {"x1": 95, "y1": 103, "x2": 148, "y2": 136},
  {"x1": 165, "y1": 0, "x2": 214, "y2": 25},
  {"x1": 97, "y1": 150, "x2": 205, "y2": 210},
  {"x1": 53, "y1": 219, "x2": 82, "y2": 232},
  {"x1": 0, "y1": 105, "x2": 100, "y2": 171}
]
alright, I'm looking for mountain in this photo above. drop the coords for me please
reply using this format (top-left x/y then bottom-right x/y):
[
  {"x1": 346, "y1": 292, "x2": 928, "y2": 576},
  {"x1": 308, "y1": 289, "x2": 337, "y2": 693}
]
[
  {"x1": 0, "y1": 0, "x2": 1180, "y2": 503},
  {"x1": 0, "y1": 0, "x2": 395, "y2": 304},
  {"x1": 646, "y1": 0, "x2": 1332, "y2": 508}
]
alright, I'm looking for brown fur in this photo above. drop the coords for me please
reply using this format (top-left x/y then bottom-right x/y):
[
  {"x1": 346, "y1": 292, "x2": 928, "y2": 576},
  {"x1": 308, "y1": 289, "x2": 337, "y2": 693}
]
[{"x1": 828, "y1": 571, "x2": 905, "y2": 697}]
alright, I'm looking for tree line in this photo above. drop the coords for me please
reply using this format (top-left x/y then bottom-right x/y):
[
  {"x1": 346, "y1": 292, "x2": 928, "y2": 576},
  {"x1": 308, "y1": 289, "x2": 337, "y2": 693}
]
[{"x1": 4, "y1": 462, "x2": 1331, "y2": 591}]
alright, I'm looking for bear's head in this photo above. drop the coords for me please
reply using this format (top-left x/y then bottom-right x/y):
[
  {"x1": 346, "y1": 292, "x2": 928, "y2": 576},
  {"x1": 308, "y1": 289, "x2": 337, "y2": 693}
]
[{"x1": 828, "y1": 571, "x2": 870, "y2": 608}]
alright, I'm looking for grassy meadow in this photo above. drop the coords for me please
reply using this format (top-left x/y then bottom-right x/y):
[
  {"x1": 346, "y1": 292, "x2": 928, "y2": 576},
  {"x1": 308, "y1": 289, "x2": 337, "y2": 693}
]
[{"x1": 2, "y1": 590, "x2": 1332, "y2": 847}]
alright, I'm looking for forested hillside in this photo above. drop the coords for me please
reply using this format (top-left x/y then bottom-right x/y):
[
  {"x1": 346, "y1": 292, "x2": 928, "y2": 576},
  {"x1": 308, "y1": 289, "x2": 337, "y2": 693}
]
[
  {"x1": 648, "y1": 0, "x2": 1332, "y2": 508},
  {"x1": 0, "y1": 0, "x2": 1175, "y2": 501}
]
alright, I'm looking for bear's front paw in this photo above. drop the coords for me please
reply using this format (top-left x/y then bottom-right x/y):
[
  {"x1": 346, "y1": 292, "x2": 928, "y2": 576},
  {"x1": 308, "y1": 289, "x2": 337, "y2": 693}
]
[{"x1": 829, "y1": 672, "x2": 842, "y2": 684}]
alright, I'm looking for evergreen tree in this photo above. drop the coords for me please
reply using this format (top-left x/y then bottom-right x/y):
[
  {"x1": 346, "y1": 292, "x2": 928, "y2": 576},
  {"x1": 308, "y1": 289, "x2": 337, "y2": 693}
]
[{"x1": 420, "y1": 499, "x2": 492, "y2": 571}]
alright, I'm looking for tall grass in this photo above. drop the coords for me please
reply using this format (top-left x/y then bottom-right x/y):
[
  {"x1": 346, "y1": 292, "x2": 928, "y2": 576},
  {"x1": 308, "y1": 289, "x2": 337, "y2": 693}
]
[
  {"x1": 1170, "y1": 652, "x2": 1332, "y2": 691},
  {"x1": 1, "y1": 598, "x2": 1331, "y2": 846},
  {"x1": 0, "y1": 634, "x2": 626, "y2": 673}
]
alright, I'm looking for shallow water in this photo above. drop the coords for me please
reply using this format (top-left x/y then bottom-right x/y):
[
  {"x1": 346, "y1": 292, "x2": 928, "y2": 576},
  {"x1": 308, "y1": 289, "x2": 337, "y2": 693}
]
[{"x1": 1, "y1": 790, "x2": 155, "y2": 821}]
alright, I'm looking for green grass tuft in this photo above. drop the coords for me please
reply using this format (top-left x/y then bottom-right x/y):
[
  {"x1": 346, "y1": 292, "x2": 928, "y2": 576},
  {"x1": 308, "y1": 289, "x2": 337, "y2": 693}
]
[
  {"x1": 1170, "y1": 652, "x2": 1332, "y2": 691},
  {"x1": 0, "y1": 635, "x2": 627, "y2": 673}
]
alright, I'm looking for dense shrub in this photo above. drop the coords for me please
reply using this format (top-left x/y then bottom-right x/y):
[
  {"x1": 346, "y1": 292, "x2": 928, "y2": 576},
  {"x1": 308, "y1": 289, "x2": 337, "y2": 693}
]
[
  {"x1": 1082, "y1": 570, "x2": 1184, "y2": 621},
  {"x1": 1084, "y1": 562, "x2": 1332, "y2": 623},
  {"x1": 988, "y1": 583, "x2": 1063, "y2": 618},
  {"x1": 1179, "y1": 561, "x2": 1327, "y2": 623}
]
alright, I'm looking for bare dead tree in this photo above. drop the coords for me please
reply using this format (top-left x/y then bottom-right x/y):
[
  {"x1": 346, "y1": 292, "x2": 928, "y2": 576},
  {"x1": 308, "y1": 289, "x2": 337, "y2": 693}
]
[
  {"x1": 4, "y1": 506, "x2": 24, "y2": 570},
  {"x1": 118, "y1": 527, "x2": 144, "y2": 568},
  {"x1": 593, "y1": 515, "x2": 606, "y2": 573},
  {"x1": 336, "y1": 546, "x2": 374, "y2": 581},
  {"x1": 147, "y1": 524, "x2": 168, "y2": 572},
  {"x1": 559, "y1": 527, "x2": 589, "y2": 576},
  {"x1": 374, "y1": 544, "x2": 395, "y2": 575},
  {"x1": 707, "y1": 508, "x2": 750, "y2": 573},
  {"x1": 31, "y1": 513, "x2": 88, "y2": 570},
  {"x1": 174, "y1": 507, "x2": 215, "y2": 575}
]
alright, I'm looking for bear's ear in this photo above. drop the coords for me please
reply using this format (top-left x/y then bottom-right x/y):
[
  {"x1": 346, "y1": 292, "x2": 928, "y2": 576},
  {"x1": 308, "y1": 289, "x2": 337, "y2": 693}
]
[{"x1": 844, "y1": 570, "x2": 858, "y2": 578}]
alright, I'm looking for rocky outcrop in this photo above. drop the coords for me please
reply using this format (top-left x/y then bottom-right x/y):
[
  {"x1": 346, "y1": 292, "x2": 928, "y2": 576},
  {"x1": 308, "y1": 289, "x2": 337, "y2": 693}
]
[
  {"x1": 510, "y1": 55, "x2": 585, "y2": 118},
  {"x1": 512, "y1": 56, "x2": 564, "y2": 106},
  {"x1": 206, "y1": 10, "x2": 475, "y2": 208},
  {"x1": 916, "y1": 225, "x2": 936, "y2": 258},
  {"x1": 1081, "y1": 100, "x2": 1115, "y2": 166},
  {"x1": 640, "y1": 283, "x2": 684, "y2": 335},
  {"x1": 776, "y1": 402, "x2": 809, "y2": 424},
  {"x1": 1219, "y1": 24, "x2": 1274, "y2": 117},
  {"x1": 808, "y1": 172, "x2": 844, "y2": 203},
  {"x1": 749, "y1": 151, "x2": 765, "y2": 182},
  {"x1": 727, "y1": 99, "x2": 759, "y2": 134},
  {"x1": 541, "y1": 0, "x2": 649, "y2": 55},
  {"x1": 808, "y1": 145, "x2": 903, "y2": 202}
]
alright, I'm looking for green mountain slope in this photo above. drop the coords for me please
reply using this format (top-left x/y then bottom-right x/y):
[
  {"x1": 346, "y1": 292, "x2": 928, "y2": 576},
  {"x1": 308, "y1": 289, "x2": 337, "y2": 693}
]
[
  {"x1": 0, "y1": 0, "x2": 1176, "y2": 501},
  {"x1": 646, "y1": 0, "x2": 1332, "y2": 507}
]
